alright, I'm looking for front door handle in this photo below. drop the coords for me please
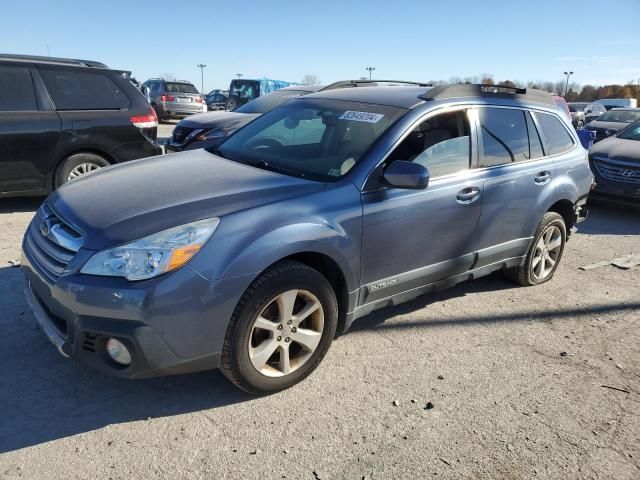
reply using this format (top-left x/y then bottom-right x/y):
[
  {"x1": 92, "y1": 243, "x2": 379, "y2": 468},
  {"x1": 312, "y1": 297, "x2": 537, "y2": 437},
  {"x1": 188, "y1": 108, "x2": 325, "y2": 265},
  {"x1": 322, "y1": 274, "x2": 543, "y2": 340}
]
[
  {"x1": 456, "y1": 187, "x2": 481, "y2": 204},
  {"x1": 535, "y1": 171, "x2": 551, "y2": 184}
]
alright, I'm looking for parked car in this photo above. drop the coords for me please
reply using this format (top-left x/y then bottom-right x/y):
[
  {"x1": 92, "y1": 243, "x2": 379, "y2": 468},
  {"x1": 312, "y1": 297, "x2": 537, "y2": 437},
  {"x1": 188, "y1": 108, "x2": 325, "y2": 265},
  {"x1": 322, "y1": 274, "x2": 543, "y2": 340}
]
[
  {"x1": 167, "y1": 80, "x2": 432, "y2": 152},
  {"x1": 167, "y1": 85, "x2": 323, "y2": 152},
  {"x1": 204, "y1": 92, "x2": 228, "y2": 111},
  {"x1": 583, "y1": 102, "x2": 608, "y2": 123},
  {"x1": 140, "y1": 78, "x2": 206, "y2": 122},
  {"x1": 588, "y1": 119, "x2": 640, "y2": 205},
  {"x1": 22, "y1": 83, "x2": 592, "y2": 393},
  {"x1": 595, "y1": 98, "x2": 638, "y2": 110},
  {"x1": 0, "y1": 54, "x2": 160, "y2": 198},
  {"x1": 568, "y1": 102, "x2": 586, "y2": 128},
  {"x1": 226, "y1": 78, "x2": 295, "y2": 110},
  {"x1": 585, "y1": 108, "x2": 640, "y2": 142}
]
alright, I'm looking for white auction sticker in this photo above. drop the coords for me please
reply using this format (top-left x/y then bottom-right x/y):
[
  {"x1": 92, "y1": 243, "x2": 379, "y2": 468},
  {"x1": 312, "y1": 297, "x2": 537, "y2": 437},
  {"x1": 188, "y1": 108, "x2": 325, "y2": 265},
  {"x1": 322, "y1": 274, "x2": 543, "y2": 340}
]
[{"x1": 339, "y1": 111, "x2": 384, "y2": 123}]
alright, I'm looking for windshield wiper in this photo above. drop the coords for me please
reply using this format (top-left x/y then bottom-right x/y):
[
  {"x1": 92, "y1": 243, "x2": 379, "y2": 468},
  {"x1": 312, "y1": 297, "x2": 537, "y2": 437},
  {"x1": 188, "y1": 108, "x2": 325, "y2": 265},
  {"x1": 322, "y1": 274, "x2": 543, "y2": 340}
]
[{"x1": 244, "y1": 159, "x2": 306, "y2": 179}]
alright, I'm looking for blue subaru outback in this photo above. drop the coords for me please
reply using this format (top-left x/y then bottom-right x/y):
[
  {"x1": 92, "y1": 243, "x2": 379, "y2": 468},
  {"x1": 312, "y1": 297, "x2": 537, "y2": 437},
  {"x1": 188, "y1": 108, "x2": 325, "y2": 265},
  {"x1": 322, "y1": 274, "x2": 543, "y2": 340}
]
[{"x1": 22, "y1": 84, "x2": 593, "y2": 393}]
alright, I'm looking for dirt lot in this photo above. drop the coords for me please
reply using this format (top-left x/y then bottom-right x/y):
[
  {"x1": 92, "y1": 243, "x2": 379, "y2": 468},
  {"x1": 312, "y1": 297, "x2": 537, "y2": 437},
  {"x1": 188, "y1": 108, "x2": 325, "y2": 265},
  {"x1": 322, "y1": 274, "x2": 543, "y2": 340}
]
[{"x1": 0, "y1": 197, "x2": 638, "y2": 480}]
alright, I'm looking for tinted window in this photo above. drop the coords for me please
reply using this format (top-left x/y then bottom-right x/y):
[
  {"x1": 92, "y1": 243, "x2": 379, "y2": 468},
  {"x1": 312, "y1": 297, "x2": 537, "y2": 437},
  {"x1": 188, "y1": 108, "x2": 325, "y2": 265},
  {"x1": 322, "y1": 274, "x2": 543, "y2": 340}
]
[
  {"x1": 40, "y1": 69, "x2": 130, "y2": 110},
  {"x1": 0, "y1": 66, "x2": 38, "y2": 111},
  {"x1": 479, "y1": 108, "x2": 529, "y2": 167},
  {"x1": 526, "y1": 111, "x2": 544, "y2": 159},
  {"x1": 596, "y1": 110, "x2": 640, "y2": 123},
  {"x1": 617, "y1": 120, "x2": 640, "y2": 141},
  {"x1": 534, "y1": 112, "x2": 575, "y2": 155},
  {"x1": 387, "y1": 110, "x2": 470, "y2": 178},
  {"x1": 165, "y1": 82, "x2": 198, "y2": 94}
]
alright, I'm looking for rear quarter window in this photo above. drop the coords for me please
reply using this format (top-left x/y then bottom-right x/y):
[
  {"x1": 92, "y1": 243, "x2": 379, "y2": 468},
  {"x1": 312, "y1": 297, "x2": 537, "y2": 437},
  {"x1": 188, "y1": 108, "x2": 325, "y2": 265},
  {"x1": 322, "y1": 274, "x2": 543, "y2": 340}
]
[
  {"x1": 534, "y1": 112, "x2": 575, "y2": 155},
  {"x1": 40, "y1": 68, "x2": 130, "y2": 110},
  {"x1": 0, "y1": 65, "x2": 38, "y2": 111}
]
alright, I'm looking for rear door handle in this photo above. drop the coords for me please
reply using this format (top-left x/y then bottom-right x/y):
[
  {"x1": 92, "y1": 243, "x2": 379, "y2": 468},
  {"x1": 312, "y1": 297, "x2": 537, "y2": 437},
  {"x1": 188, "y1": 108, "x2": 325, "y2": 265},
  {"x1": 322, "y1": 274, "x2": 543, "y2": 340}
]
[
  {"x1": 456, "y1": 187, "x2": 481, "y2": 204},
  {"x1": 535, "y1": 171, "x2": 551, "y2": 184}
]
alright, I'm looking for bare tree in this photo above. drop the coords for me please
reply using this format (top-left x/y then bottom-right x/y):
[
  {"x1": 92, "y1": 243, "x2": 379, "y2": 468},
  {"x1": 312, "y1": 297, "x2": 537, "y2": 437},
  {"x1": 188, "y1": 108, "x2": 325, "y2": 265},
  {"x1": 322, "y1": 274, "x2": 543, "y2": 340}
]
[
  {"x1": 481, "y1": 73, "x2": 495, "y2": 85},
  {"x1": 157, "y1": 72, "x2": 177, "y2": 81},
  {"x1": 301, "y1": 74, "x2": 321, "y2": 85}
]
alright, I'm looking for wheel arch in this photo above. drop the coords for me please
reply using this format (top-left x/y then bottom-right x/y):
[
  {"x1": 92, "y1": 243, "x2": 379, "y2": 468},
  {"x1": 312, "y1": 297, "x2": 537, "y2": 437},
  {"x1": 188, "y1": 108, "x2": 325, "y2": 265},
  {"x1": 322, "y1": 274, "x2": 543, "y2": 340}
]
[
  {"x1": 547, "y1": 198, "x2": 575, "y2": 238},
  {"x1": 53, "y1": 148, "x2": 115, "y2": 188}
]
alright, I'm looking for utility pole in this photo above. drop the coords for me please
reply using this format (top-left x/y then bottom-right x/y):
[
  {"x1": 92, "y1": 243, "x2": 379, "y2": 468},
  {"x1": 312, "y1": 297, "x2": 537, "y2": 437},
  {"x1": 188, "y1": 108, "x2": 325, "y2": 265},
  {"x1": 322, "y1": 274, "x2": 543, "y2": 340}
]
[
  {"x1": 366, "y1": 66, "x2": 376, "y2": 80},
  {"x1": 563, "y1": 71, "x2": 573, "y2": 97},
  {"x1": 197, "y1": 64, "x2": 207, "y2": 93}
]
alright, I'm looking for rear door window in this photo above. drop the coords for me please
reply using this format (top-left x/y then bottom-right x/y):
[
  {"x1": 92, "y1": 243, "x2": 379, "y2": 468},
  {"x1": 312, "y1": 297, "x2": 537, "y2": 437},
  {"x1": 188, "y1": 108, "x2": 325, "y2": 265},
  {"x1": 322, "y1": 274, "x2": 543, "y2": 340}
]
[
  {"x1": 40, "y1": 68, "x2": 130, "y2": 110},
  {"x1": 534, "y1": 112, "x2": 575, "y2": 155},
  {"x1": 0, "y1": 65, "x2": 38, "y2": 111},
  {"x1": 478, "y1": 108, "x2": 529, "y2": 167}
]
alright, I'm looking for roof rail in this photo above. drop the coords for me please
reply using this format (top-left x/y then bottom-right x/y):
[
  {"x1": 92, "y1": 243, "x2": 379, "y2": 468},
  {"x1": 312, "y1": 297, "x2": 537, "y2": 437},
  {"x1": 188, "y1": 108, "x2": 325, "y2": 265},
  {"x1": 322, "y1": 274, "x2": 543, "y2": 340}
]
[
  {"x1": 322, "y1": 79, "x2": 433, "y2": 91},
  {"x1": 0, "y1": 53, "x2": 108, "y2": 68},
  {"x1": 420, "y1": 84, "x2": 554, "y2": 106}
]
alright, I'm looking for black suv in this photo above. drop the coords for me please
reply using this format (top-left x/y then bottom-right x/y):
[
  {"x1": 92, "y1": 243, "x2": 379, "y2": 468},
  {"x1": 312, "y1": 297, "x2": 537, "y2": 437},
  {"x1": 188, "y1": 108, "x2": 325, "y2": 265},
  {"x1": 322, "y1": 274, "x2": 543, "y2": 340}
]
[{"x1": 0, "y1": 54, "x2": 160, "y2": 198}]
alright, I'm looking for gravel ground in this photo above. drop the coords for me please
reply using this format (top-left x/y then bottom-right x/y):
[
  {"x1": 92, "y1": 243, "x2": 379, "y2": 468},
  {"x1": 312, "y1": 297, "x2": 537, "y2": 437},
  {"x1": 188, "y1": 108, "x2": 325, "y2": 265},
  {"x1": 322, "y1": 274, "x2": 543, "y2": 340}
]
[{"x1": 0, "y1": 198, "x2": 638, "y2": 480}]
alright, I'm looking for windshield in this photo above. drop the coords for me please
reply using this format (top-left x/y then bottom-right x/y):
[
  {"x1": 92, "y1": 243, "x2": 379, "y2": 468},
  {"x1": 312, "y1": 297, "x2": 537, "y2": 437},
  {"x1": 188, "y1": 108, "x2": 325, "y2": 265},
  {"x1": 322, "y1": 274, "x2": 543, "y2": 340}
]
[
  {"x1": 569, "y1": 103, "x2": 588, "y2": 112},
  {"x1": 617, "y1": 120, "x2": 640, "y2": 141},
  {"x1": 597, "y1": 110, "x2": 640, "y2": 123},
  {"x1": 229, "y1": 80, "x2": 261, "y2": 101},
  {"x1": 235, "y1": 89, "x2": 312, "y2": 114},
  {"x1": 165, "y1": 82, "x2": 199, "y2": 94},
  {"x1": 214, "y1": 99, "x2": 406, "y2": 182}
]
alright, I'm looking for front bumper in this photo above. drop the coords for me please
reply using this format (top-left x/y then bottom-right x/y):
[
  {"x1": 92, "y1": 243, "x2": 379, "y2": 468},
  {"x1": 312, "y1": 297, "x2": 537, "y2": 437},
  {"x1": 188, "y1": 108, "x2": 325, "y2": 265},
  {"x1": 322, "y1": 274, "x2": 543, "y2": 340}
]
[{"x1": 21, "y1": 240, "x2": 250, "y2": 379}]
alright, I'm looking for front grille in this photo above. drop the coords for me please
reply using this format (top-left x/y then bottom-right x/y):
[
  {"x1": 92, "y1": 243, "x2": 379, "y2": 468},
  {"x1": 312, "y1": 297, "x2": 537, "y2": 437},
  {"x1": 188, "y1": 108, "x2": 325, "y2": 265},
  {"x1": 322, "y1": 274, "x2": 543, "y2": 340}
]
[
  {"x1": 24, "y1": 204, "x2": 83, "y2": 281},
  {"x1": 172, "y1": 126, "x2": 195, "y2": 144},
  {"x1": 592, "y1": 157, "x2": 640, "y2": 185}
]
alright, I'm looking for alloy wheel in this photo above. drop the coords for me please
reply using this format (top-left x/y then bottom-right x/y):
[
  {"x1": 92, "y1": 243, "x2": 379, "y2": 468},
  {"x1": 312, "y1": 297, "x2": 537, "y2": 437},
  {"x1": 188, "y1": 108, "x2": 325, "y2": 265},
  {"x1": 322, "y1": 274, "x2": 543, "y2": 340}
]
[
  {"x1": 248, "y1": 289, "x2": 324, "y2": 377},
  {"x1": 67, "y1": 162, "x2": 103, "y2": 181},
  {"x1": 532, "y1": 225, "x2": 563, "y2": 280}
]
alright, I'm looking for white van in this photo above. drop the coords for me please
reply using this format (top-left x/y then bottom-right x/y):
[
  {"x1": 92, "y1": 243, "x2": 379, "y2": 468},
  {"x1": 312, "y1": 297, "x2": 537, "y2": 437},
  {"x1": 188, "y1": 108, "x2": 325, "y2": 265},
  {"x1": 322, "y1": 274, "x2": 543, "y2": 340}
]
[{"x1": 594, "y1": 98, "x2": 638, "y2": 110}]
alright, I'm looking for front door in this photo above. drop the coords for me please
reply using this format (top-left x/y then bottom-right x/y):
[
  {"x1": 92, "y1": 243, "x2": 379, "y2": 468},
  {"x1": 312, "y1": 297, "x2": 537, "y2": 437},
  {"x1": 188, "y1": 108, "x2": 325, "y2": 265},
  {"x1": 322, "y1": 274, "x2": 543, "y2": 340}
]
[{"x1": 360, "y1": 108, "x2": 483, "y2": 304}]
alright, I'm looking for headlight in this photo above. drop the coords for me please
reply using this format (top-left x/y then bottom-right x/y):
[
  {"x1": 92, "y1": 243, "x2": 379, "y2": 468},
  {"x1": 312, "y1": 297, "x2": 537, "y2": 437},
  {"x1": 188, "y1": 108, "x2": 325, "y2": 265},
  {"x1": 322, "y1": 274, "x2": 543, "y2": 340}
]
[
  {"x1": 195, "y1": 129, "x2": 227, "y2": 142},
  {"x1": 81, "y1": 218, "x2": 220, "y2": 281}
]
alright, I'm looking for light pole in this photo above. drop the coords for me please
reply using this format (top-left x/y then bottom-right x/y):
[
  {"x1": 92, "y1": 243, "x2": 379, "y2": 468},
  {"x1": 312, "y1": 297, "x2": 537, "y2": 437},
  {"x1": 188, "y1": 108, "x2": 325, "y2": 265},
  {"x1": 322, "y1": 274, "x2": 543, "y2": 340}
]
[
  {"x1": 365, "y1": 66, "x2": 375, "y2": 80},
  {"x1": 236, "y1": 73, "x2": 243, "y2": 79},
  {"x1": 197, "y1": 64, "x2": 207, "y2": 93},
  {"x1": 563, "y1": 71, "x2": 573, "y2": 97}
]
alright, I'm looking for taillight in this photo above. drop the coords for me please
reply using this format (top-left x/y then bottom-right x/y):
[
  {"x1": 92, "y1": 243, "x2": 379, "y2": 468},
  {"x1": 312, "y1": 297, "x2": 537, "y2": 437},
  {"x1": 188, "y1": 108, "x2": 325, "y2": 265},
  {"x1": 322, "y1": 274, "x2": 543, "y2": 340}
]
[
  {"x1": 161, "y1": 95, "x2": 175, "y2": 102},
  {"x1": 195, "y1": 97, "x2": 203, "y2": 103},
  {"x1": 130, "y1": 108, "x2": 158, "y2": 128}
]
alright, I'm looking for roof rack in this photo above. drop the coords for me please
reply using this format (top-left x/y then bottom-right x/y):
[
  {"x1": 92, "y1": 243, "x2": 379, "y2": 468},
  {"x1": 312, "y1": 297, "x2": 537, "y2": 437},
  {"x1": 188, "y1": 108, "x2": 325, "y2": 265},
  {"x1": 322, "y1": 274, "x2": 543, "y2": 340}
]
[
  {"x1": 419, "y1": 84, "x2": 554, "y2": 106},
  {"x1": 0, "y1": 53, "x2": 108, "y2": 69},
  {"x1": 322, "y1": 79, "x2": 433, "y2": 91}
]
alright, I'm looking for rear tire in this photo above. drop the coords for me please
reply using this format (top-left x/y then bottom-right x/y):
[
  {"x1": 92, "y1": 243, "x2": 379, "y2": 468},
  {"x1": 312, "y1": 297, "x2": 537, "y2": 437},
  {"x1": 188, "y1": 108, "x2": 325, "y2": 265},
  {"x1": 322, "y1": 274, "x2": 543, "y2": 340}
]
[
  {"x1": 220, "y1": 261, "x2": 338, "y2": 394},
  {"x1": 55, "y1": 153, "x2": 110, "y2": 188},
  {"x1": 504, "y1": 212, "x2": 566, "y2": 286}
]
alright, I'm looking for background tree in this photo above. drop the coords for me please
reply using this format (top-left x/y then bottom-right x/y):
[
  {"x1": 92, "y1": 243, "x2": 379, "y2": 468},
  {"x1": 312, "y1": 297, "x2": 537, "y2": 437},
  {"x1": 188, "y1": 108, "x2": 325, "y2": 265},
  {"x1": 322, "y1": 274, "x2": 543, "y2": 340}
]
[
  {"x1": 301, "y1": 74, "x2": 321, "y2": 85},
  {"x1": 157, "y1": 72, "x2": 177, "y2": 81}
]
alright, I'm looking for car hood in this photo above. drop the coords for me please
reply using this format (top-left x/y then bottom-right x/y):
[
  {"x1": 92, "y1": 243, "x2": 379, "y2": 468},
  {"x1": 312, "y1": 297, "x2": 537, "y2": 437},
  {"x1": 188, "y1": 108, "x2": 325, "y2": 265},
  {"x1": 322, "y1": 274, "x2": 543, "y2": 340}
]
[
  {"x1": 177, "y1": 111, "x2": 261, "y2": 130},
  {"x1": 586, "y1": 120, "x2": 627, "y2": 131},
  {"x1": 589, "y1": 137, "x2": 640, "y2": 162},
  {"x1": 48, "y1": 149, "x2": 325, "y2": 250}
]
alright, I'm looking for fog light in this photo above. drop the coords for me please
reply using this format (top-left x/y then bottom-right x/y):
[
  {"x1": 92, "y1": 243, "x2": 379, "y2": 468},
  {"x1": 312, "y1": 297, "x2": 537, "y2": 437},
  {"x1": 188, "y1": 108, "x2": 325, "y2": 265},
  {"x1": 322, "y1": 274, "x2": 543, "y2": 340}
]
[{"x1": 106, "y1": 338, "x2": 132, "y2": 366}]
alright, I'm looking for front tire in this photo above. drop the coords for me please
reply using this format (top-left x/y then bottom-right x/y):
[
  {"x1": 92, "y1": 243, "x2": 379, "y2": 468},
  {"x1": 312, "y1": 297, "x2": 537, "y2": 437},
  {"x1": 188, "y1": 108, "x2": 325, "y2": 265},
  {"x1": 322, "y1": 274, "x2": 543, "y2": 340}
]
[
  {"x1": 504, "y1": 212, "x2": 566, "y2": 286},
  {"x1": 220, "y1": 261, "x2": 338, "y2": 394}
]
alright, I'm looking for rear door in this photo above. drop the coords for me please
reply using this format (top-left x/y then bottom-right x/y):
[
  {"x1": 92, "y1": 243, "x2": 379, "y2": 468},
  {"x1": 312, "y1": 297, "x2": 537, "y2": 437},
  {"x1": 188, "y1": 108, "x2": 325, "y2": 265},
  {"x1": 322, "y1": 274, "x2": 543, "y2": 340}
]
[
  {"x1": 38, "y1": 66, "x2": 134, "y2": 163},
  {"x1": 0, "y1": 63, "x2": 61, "y2": 194},
  {"x1": 474, "y1": 106, "x2": 556, "y2": 267}
]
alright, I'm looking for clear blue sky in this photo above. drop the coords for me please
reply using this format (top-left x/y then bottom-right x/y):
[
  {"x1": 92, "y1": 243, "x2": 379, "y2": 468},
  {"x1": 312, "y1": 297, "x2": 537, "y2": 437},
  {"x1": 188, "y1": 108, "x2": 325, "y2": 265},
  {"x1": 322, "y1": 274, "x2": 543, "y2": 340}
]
[{"x1": 2, "y1": 0, "x2": 639, "y2": 92}]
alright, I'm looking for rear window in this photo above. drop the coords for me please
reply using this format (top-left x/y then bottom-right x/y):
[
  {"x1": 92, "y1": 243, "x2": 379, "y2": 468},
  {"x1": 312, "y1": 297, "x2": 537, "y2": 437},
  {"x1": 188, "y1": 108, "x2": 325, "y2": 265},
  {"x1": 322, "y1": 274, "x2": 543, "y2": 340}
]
[
  {"x1": 165, "y1": 82, "x2": 198, "y2": 94},
  {"x1": 534, "y1": 112, "x2": 575, "y2": 155},
  {"x1": 40, "y1": 69, "x2": 130, "y2": 110},
  {"x1": 0, "y1": 65, "x2": 38, "y2": 111},
  {"x1": 597, "y1": 110, "x2": 640, "y2": 123}
]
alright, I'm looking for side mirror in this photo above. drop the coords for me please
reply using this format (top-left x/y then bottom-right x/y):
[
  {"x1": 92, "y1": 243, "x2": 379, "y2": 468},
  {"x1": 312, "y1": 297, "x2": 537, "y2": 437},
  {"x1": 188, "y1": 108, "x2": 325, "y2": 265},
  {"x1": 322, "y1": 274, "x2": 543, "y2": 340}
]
[
  {"x1": 605, "y1": 128, "x2": 618, "y2": 137},
  {"x1": 383, "y1": 161, "x2": 429, "y2": 190}
]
